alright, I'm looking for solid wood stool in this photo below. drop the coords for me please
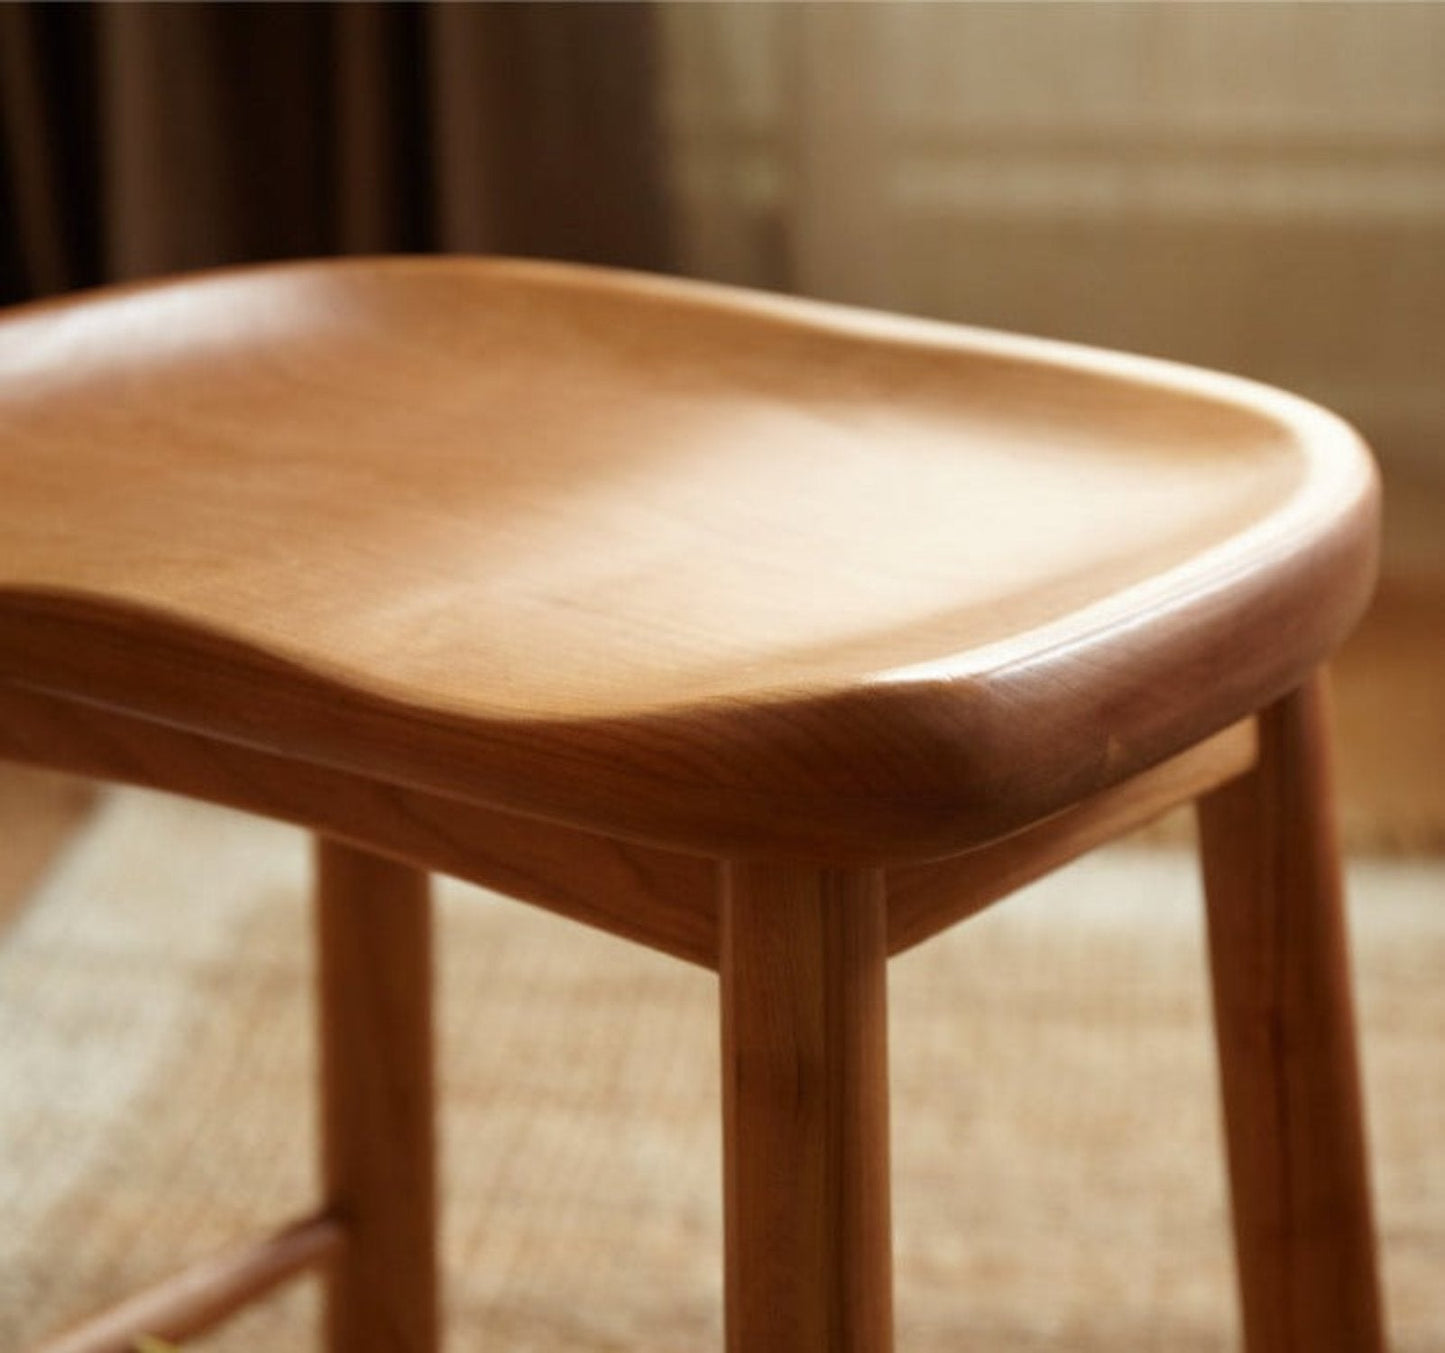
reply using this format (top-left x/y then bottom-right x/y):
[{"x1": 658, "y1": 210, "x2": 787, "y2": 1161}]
[{"x1": 1, "y1": 259, "x2": 1383, "y2": 1352}]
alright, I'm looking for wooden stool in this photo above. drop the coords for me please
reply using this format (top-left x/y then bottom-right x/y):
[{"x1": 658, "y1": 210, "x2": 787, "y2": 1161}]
[{"x1": 1, "y1": 259, "x2": 1383, "y2": 1352}]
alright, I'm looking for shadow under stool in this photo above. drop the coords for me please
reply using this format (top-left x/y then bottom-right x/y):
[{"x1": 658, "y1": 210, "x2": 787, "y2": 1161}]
[{"x1": 0, "y1": 258, "x2": 1384, "y2": 1352}]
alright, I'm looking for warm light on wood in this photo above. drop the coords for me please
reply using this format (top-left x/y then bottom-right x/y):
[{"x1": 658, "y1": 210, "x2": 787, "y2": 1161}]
[
  {"x1": 0, "y1": 258, "x2": 1376, "y2": 862},
  {"x1": 887, "y1": 719, "x2": 1257, "y2": 954},
  {"x1": 721, "y1": 861, "x2": 893, "y2": 1352},
  {"x1": 1198, "y1": 678, "x2": 1384, "y2": 1353},
  {"x1": 27, "y1": 1215, "x2": 340, "y2": 1353},
  {"x1": 317, "y1": 840, "x2": 438, "y2": 1353},
  {"x1": 0, "y1": 683, "x2": 716, "y2": 968},
  {"x1": 0, "y1": 260, "x2": 1384, "y2": 1352}
]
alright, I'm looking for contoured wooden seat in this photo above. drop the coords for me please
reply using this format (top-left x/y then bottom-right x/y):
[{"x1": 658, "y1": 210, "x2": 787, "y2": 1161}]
[
  {"x1": 0, "y1": 257, "x2": 1376, "y2": 859},
  {"x1": 0, "y1": 259, "x2": 1383, "y2": 1353}
]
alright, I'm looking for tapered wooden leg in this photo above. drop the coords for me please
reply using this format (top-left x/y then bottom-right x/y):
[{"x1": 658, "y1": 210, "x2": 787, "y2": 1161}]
[
  {"x1": 720, "y1": 860, "x2": 893, "y2": 1353},
  {"x1": 316, "y1": 838, "x2": 438, "y2": 1353},
  {"x1": 1197, "y1": 675, "x2": 1384, "y2": 1353}
]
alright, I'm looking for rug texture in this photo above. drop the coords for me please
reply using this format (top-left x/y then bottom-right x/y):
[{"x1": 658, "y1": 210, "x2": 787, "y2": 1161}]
[{"x1": 1, "y1": 790, "x2": 1441, "y2": 1351}]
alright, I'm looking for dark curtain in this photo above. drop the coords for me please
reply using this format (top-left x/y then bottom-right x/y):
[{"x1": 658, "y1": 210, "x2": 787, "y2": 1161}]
[{"x1": 0, "y1": 1, "x2": 673, "y2": 304}]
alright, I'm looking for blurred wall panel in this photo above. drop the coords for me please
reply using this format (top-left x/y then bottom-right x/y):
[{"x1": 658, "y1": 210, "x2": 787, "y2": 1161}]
[{"x1": 660, "y1": 2, "x2": 1445, "y2": 479}]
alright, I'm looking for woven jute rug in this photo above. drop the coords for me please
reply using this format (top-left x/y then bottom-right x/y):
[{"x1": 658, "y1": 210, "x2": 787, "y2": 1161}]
[{"x1": 1, "y1": 790, "x2": 1441, "y2": 1351}]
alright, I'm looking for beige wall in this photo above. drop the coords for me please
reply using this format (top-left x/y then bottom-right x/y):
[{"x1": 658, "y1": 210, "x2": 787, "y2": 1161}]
[{"x1": 660, "y1": 3, "x2": 1445, "y2": 479}]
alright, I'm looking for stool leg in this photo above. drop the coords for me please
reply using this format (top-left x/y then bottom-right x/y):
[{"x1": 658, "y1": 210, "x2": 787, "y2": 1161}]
[
  {"x1": 1197, "y1": 675, "x2": 1384, "y2": 1353},
  {"x1": 719, "y1": 860, "x2": 893, "y2": 1353},
  {"x1": 316, "y1": 838, "x2": 439, "y2": 1353}
]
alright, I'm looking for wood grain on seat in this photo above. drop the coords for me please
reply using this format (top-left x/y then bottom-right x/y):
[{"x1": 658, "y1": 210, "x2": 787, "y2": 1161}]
[{"x1": 0, "y1": 259, "x2": 1378, "y2": 861}]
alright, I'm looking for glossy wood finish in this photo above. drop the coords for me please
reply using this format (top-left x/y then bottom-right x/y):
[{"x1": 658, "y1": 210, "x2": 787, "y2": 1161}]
[
  {"x1": 720, "y1": 861, "x2": 892, "y2": 1352},
  {"x1": 317, "y1": 841, "x2": 438, "y2": 1353},
  {"x1": 1198, "y1": 677, "x2": 1384, "y2": 1353},
  {"x1": 0, "y1": 258, "x2": 1378, "y2": 862},
  {"x1": 888, "y1": 717, "x2": 1256, "y2": 955},
  {"x1": 0, "y1": 261, "x2": 1384, "y2": 1351},
  {"x1": 29, "y1": 1215, "x2": 341, "y2": 1353},
  {"x1": 0, "y1": 681, "x2": 1253, "y2": 971}
]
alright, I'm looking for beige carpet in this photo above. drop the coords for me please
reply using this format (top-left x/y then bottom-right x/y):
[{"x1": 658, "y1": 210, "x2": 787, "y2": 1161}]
[{"x1": 1, "y1": 790, "x2": 1441, "y2": 1352}]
